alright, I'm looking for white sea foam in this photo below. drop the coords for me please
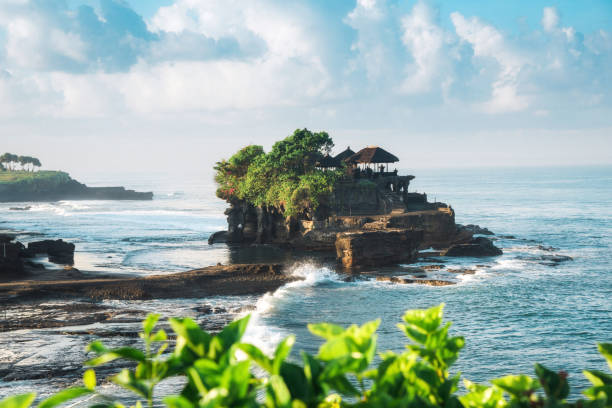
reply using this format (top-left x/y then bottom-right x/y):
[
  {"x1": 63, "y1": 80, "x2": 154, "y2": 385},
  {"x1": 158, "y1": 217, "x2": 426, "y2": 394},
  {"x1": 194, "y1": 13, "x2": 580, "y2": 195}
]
[{"x1": 242, "y1": 263, "x2": 341, "y2": 353}]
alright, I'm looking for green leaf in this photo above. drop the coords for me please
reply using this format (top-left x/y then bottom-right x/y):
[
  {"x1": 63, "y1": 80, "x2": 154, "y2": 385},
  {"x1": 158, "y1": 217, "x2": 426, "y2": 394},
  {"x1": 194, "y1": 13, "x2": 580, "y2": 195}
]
[
  {"x1": 163, "y1": 396, "x2": 194, "y2": 408},
  {"x1": 491, "y1": 374, "x2": 539, "y2": 396},
  {"x1": 86, "y1": 346, "x2": 146, "y2": 366},
  {"x1": 308, "y1": 323, "x2": 345, "y2": 340},
  {"x1": 274, "y1": 336, "x2": 296, "y2": 374},
  {"x1": 237, "y1": 343, "x2": 273, "y2": 372},
  {"x1": 169, "y1": 317, "x2": 211, "y2": 357},
  {"x1": 269, "y1": 375, "x2": 292, "y2": 408},
  {"x1": 583, "y1": 385, "x2": 612, "y2": 401},
  {"x1": 0, "y1": 394, "x2": 36, "y2": 408},
  {"x1": 402, "y1": 304, "x2": 445, "y2": 334},
  {"x1": 151, "y1": 329, "x2": 167, "y2": 342},
  {"x1": 112, "y1": 369, "x2": 150, "y2": 399},
  {"x1": 535, "y1": 363, "x2": 569, "y2": 401},
  {"x1": 83, "y1": 369, "x2": 96, "y2": 390},
  {"x1": 212, "y1": 314, "x2": 251, "y2": 357},
  {"x1": 459, "y1": 380, "x2": 506, "y2": 408},
  {"x1": 37, "y1": 388, "x2": 92, "y2": 408},
  {"x1": 584, "y1": 370, "x2": 612, "y2": 387},
  {"x1": 143, "y1": 314, "x2": 160, "y2": 336},
  {"x1": 280, "y1": 362, "x2": 310, "y2": 402},
  {"x1": 599, "y1": 344, "x2": 612, "y2": 371}
]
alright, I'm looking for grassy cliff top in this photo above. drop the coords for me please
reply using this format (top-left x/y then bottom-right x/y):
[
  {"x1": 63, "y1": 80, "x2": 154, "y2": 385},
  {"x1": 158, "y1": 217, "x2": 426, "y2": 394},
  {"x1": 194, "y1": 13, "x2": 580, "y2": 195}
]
[{"x1": 0, "y1": 170, "x2": 71, "y2": 185}]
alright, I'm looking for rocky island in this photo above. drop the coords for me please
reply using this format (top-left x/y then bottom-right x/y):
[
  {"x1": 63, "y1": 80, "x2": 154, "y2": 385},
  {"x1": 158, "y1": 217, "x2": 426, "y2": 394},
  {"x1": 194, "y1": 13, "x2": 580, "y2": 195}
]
[
  {"x1": 210, "y1": 129, "x2": 501, "y2": 268},
  {"x1": 0, "y1": 154, "x2": 153, "y2": 202}
]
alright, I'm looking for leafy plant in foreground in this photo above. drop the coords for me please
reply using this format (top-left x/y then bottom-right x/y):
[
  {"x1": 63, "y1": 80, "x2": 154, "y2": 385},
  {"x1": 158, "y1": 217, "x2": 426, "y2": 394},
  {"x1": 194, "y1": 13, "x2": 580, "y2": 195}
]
[{"x1": 1, "y1": 304, "x2": 611, "y2": 408}]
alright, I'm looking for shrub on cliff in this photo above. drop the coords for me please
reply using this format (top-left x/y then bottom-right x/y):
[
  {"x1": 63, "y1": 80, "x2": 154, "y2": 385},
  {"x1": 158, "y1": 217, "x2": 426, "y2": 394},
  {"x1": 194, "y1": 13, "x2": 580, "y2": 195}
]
[
  {"x1": 214, "y1": 129, "x2": 343, "y2": 217},
  {"x1": 0, "y1": 171, "x2": 72, "y2": 191},
  {"x1": 2, "y1": 304, "x2": 611, "y2": 408}
]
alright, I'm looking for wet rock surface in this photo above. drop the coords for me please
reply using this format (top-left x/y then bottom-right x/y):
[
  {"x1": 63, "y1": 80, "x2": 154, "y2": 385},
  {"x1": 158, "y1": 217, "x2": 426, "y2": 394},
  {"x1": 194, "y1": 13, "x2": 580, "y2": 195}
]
[
  {"x1": 442, "y1": 237, "x2": 503, "y2": 257},
  {"x1": 460, "y1": 224, "x2": 494, "y2": 235},
  {"x1": 375, "y1": 276, "x2": 455, "y2": 286},
  {"x1": 0, "y1": 236, "x2": 25, "y2": 276},
  {"x1": 0, "y1": 300, "x2": 241, "y2": 391},
  {"x1": 0, "y1": 263, "x2": 295, "y2": 302},
  {"x1": 335, "y1": 229, "x2": 423, "y2": 268},
  {"x1": 208, "y1": 230, "x2": 229, "y2": 244},
  {"x1": 26, "y1": 239, "x2": 75, "y2": 264}
]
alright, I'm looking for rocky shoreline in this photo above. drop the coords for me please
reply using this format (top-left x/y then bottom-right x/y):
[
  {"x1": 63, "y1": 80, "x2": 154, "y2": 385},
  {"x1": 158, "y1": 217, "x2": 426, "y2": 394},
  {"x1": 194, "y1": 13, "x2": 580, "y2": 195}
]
[{"x1": 0, "y1": 263, "x2": 294, "y2": 304}]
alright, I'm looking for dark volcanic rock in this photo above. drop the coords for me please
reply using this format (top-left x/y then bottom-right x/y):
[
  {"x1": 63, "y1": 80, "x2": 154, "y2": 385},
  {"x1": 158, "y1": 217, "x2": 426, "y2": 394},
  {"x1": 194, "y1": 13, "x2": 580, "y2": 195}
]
[
  {"x1": 442, "y1": 237, "x2": 503, "y2": 257},
  {"x1": 0, "y1": 234, "x2": 24, "y2": 275},
  {"x1": 538, "y1": 254, "x2": 573, "y2": 265},
  {"x1": 335, "y1": 229, "x2": 423, "y2": 268},
  {"x1": 27, "y1": 239, "x2": 75, "y2": 264},
  {"x1": 208, "y1": 230, "x2": 229, "y2": 245},
  {"x1": 0, "y1": 263, "x2": 294, "y2": 301},
  {"x1": 376, "y1": 276, "x2": 455, "y2": 286},
  {"x1": 0, "y1": 233, "x2": 16, "y2": 244},
  {"x1": 460, "y1": 224, "x2": 494, "y2": 235},
  {"x1": 8, "y1": 206, "x2": 31, "y2": 211}
]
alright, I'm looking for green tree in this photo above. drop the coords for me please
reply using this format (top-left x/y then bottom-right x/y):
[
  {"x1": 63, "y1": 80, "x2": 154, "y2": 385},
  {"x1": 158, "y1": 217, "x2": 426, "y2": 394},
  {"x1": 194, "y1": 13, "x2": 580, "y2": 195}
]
[
  {"x1": 0, "y1": 153, "x2": 17, "y2": 170},
  {"x1": 214, "y1": 129, "x2": 341, "y2": 217},
  {"x1": 31, "y1": 157, "x2": 41, "y2": 172},
  {"x1": 18, "y1": 156, "x2": 30, "y2": 171}
]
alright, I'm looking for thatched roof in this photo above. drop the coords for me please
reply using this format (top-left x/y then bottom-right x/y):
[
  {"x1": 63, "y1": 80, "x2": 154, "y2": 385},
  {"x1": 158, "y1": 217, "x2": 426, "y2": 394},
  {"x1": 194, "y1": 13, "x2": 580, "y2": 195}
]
[
  {"x1": 334, "y1": 147, "x2": 356, "y2": 162},
  {"x1": 347, "y1": 146, "x2": 399, "y2": 164},
  {"x1": 315, "y1": 154, "x2": 342, "y2": 168}
]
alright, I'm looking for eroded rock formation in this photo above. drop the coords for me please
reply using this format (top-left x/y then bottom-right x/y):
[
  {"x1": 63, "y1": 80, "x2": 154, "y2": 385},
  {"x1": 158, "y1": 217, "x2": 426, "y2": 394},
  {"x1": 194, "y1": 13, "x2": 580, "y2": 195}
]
[
  {"x1": 214, "y1": 176, "x2": 502, "y2": 268},
  {"x1": 335, "y1": 229, "x2": 423, "y2": 268}
]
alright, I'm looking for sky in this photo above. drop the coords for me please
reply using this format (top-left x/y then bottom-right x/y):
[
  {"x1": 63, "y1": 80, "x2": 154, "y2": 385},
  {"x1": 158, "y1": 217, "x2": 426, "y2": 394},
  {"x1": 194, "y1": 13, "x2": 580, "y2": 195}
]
[{"x1": 0, "y1": 0, "x2": 611, "y2": 178}]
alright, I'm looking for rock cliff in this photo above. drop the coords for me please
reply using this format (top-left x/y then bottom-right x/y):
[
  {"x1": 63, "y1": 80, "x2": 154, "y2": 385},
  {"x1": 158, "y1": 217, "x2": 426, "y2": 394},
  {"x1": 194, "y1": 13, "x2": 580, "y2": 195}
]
[
  {"x1": 0, "y1": 172, "x2": 152, "y2": 202},
  {"x1": 213, "y1": 176, "x2": 501, "y2": 268}
]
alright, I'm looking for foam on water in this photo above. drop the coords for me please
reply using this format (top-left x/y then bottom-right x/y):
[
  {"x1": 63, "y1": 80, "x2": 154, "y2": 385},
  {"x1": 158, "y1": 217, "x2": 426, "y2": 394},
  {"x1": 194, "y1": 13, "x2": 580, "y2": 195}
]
[{"x1": 243, "y1": 263, "x2": 341, "y2": 353}]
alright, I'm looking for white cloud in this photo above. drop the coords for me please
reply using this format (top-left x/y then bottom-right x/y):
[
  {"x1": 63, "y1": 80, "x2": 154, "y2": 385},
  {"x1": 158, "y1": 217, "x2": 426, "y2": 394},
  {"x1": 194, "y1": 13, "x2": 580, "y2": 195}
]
[
  {"x1": 344, "y1": 0, "x2": 394, "y2": 81},
  {"x1": 0, "y1": 0, "x2": 609, "y2": 124},
  {"x1": 451, "y1": 12, "x2": 528, "y2": 113},
  {"x1": 542, "y1": 7, "x2": 560, "y2": 32},
  {"x1": 400, "y1": 1, "x2": 447, "y2": 94}
]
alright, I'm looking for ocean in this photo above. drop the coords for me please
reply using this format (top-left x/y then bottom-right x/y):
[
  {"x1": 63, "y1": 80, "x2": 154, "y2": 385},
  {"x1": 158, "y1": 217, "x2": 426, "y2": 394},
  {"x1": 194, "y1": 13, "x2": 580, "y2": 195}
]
[{"x1": 1, "y1": 166, "x2": 611, "y2": 399}]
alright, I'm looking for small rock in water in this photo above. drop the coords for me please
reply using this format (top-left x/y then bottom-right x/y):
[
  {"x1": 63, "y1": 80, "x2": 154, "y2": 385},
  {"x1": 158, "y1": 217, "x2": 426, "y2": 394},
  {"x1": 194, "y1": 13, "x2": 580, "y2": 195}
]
[
  {"x1": 422, "y1": 264, "x2": 445, "y2": 270},
  {"x1": 376, "y1": 276, "x2": 455, "y2": 286},
  {"x1": 461, "y1": 224, "x2": 494, "y2": 235},
  {"x1": 537, "y1": 245, "x2": 559, "y2": 252},
  {"x1": 442, "y1": 237, "x2": 503, "y2": 257},
  {"x1": 539, "y1": 254, "x2": 573, "y2": 265},
  {"x1": 194, "y1": 304, "x2": 228, "y2": 315},
  {"x1": 9, "y1": 206, "x2": 31, "y2": 211},
  {"x1": 447, "y1": 268, "x2": 476, "y2": 275}
]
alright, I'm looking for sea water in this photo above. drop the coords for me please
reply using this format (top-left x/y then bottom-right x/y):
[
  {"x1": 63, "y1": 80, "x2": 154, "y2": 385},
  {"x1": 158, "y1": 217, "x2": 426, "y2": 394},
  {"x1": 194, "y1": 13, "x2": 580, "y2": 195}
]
[{"x1": 1, "y1": 166, "x2": 611, "y2": 398}]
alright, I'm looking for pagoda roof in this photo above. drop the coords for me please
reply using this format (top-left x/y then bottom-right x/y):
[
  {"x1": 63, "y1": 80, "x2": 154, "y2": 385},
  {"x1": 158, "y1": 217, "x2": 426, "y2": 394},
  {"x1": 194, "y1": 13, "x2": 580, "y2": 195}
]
[
  {"x1": 334, "y1": 146, "x2": 356, "y2": 161},
  {"x1": 315, "y1": 154, "x2": 342, "y2": 168},
  {"x1": 347, "y1": 146, "x2": 399, "y2": 164}
]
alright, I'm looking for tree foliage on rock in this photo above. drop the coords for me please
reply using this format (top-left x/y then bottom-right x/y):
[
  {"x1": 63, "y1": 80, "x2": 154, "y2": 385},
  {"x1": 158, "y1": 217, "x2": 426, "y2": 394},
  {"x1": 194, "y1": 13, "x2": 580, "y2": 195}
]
[
  {"x1": 214, "y1": 129, "x2": 342, "y2": 217},
  {"x1": 0, "y1": 153, "x2": 41, "y2": 172}
]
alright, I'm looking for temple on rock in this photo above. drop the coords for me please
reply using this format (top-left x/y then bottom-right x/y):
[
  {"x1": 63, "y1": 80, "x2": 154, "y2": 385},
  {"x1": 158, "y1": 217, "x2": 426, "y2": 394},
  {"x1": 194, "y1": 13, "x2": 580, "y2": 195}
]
[
  {"x1": 212, "y1": 136, "x2": 501, "y2": 269},
  {"x1": 327, "y1": 145, "x2": 425, "y2": 215}
]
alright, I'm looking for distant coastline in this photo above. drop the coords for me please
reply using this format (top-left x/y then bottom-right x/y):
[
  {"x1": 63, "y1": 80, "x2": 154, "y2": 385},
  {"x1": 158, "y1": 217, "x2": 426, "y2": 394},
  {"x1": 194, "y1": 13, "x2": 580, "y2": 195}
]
[{"x1": 0, "y1": 170, "x2": 153, "y2": 202}]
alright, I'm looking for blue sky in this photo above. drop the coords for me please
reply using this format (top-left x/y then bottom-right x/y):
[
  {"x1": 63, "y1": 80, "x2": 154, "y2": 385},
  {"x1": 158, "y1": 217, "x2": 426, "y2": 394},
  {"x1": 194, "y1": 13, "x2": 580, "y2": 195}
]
[{"x1": 1, "y1": 0, "x2": 611, "y2": 174}]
